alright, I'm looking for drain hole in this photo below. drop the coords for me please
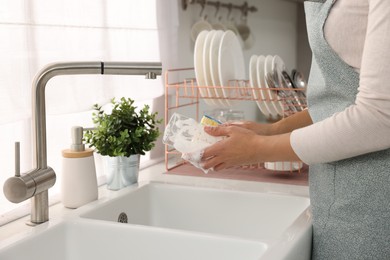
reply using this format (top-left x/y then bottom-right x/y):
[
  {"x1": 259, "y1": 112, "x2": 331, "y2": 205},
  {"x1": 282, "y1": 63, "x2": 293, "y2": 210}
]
[{"x1": 117, "y1": 212, "x2": 128, "y2": 223}]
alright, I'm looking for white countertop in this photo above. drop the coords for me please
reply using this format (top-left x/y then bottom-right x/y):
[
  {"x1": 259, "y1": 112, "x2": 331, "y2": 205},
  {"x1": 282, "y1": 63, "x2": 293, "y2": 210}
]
[{"x1": 0, "y1": 161, "x2": 309, "y2": 247}]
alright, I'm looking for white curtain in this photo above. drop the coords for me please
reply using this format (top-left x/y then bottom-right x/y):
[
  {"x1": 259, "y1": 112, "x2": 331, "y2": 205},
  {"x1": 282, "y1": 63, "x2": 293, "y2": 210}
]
[{"x1": 0, "y1": 0, "x2": 179, "y2": 225}]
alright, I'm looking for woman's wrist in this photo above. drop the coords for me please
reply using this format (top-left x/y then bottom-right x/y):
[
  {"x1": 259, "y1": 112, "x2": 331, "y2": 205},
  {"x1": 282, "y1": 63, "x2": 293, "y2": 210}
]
[
  {"x1": 256, "y1": 133, "x2": 301, "y2": 162},
  {"x1": 268, "y1": 109, "x2": 313, "y2": 135}
]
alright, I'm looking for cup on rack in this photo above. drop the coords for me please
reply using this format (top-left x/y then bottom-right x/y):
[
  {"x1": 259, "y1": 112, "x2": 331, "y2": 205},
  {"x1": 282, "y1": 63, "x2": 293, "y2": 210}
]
[
  {"x1": 191, "y1": 17, "x2": 213, "y2": 42},
  {"x1": 223, "y1": 109, "x2": 245, "y2": 122},
  {"x1": 223, "y1": 17, "x2": 240, "y2": 36},
  {"x1": 236, "y1": 18, "x2": 254, "y2": 50},
  {"x1": 204, "y1": 109, "x2": 245, "y2": 123},
  {"x1": 211, "y1": 16, "x2": 227, "y2": 31},
  {"x1": 264, "y1": 161, "x2": 303, "y2": 171},
  {"x1": 223, "y1": 18, "x2": 243, "y2": 48}
]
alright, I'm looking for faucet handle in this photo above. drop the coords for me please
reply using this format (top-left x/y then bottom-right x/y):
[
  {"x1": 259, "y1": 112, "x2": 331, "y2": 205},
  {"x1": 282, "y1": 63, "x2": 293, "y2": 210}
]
[
  {"x1": 15, "y1": 142, "x2": 20, "y2": 177},
  {"x1": 3, "y1": 142, "x2": 36, "y2": 203}
]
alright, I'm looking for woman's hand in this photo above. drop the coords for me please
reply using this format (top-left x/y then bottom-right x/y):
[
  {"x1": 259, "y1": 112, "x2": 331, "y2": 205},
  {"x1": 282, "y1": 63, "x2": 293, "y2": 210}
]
[
  {"x1": 226, "y1": 109, "x2": 313, "y2": 136},
  {"x1": 201, "y1": 124, "x2": 301, "y2": 171},
  {"x1": 201, "y1": 125, "x2": 263, "y2": 171}
]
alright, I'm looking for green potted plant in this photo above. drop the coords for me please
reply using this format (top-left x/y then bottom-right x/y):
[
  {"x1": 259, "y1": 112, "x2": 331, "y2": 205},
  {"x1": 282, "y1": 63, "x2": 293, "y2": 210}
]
[{"x1": 84, "y1": 97, "x2": 162, "y2": 190}]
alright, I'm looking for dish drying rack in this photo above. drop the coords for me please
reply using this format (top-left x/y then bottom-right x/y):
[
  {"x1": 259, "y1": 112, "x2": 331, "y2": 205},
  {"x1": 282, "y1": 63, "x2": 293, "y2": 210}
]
[{"x1": 164, "y1": 67, "x2": 307, "y2": 172}]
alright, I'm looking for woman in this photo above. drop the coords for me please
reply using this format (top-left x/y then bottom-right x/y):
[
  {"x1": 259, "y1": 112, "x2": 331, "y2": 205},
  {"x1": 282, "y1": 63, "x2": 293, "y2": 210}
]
[{"x1": 201, "y1": 0, "x2": 390, "y2": 259}]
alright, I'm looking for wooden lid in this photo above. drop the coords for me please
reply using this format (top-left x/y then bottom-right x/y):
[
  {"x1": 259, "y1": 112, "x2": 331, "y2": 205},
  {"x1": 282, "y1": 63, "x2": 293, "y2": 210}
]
[{"x1": 62, "y1": 148, "x2": 94, "y2": 158}]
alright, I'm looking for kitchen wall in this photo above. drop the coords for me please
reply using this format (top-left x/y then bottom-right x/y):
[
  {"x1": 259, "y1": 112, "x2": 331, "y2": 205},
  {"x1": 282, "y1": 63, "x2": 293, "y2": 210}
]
[{"x1": 170, "y1": 0, "x2": 311, "y2": 122}]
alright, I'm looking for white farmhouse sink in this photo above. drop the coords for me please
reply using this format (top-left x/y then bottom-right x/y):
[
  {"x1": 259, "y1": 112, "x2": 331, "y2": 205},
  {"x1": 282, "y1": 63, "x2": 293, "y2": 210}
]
[
  {"x1": 81, "y1": 182, "x2": 312, "y2": 259},
  {"x1": 0, "y1": 182, "x2": 311, "y2": 260},
  {"x1": 0, "y1": 220, "x2": 267, "y2": 260}
]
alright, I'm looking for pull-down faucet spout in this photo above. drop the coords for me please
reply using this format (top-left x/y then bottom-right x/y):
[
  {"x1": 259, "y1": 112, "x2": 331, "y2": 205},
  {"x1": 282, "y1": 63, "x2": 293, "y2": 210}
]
[{"x1": 3, "y1": 61, "x2": 162, "y2": 225}]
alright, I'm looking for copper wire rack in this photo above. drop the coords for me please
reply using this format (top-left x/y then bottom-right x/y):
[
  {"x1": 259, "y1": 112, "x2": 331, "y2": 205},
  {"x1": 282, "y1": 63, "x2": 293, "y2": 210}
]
[{"x1": 164, "y1": 67, "x2": 307, "y2": 172}]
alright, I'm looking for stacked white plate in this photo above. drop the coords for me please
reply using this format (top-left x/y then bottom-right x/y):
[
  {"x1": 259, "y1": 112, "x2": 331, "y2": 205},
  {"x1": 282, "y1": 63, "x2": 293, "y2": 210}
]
[
  {"x1": 249, "y1": 54, "x2": 287, "y2": 118},
  {"x1": 194, "y1": 30, "x2": 246, "y2": 108}
]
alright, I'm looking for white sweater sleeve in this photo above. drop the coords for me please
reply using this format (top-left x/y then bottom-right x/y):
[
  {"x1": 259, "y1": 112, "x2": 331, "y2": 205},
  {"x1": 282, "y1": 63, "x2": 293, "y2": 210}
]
[{"x1": 290, "y1": 0, "x2": 390, "y2": 164}]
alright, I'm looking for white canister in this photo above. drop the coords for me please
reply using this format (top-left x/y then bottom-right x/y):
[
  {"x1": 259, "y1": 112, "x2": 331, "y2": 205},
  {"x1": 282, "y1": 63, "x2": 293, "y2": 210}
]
[{"x1": 61, "y1": 148, "x2": 98, "y2": 209}]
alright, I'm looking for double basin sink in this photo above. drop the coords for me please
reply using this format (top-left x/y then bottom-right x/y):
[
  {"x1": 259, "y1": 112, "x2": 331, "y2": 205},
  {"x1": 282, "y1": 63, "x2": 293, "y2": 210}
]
[{"x1": 0, "y1": 182, "x2": 312, "y2": 260}]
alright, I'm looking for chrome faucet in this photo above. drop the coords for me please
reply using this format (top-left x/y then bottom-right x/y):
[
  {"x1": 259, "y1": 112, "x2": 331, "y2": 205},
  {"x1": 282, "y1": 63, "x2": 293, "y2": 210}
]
[{"x1": 3, "y1": 61, "x2": 162, "y2": 225}]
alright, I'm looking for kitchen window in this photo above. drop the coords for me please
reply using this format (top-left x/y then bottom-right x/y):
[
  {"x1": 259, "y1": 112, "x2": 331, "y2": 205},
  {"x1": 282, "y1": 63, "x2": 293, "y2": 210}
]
[{"x1": 0, "y1": 0, "x2": 176, "y2": 225}]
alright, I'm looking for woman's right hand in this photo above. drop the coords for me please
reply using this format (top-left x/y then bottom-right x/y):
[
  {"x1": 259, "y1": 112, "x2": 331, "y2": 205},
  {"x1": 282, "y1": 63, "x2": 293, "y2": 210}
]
[{"x1": 226, "y1": 109, "x2": 313, "y2": 136}]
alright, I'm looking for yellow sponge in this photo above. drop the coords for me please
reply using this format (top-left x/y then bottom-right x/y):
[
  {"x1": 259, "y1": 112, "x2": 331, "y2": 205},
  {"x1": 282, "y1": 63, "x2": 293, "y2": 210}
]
[{"x1": 200, "y1": 115, "x2": 222, "y2": 126}]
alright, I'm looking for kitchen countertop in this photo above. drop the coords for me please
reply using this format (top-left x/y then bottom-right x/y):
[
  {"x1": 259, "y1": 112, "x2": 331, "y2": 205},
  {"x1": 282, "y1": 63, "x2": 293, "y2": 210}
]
[{"x1": 0, "y1": 161, "x2": 309, "y2": 247}]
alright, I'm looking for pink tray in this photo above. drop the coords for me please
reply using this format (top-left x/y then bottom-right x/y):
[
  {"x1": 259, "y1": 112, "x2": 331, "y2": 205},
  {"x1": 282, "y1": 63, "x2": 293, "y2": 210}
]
[{"x1": 164, "y1": 163, "x2": 308, "y2": 186}]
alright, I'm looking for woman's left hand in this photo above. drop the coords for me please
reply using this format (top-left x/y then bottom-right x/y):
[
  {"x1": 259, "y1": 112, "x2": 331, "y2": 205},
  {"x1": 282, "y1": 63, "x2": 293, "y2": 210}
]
[{"x1": 201, "y1": 125, "x2": 262, "y2": 171}]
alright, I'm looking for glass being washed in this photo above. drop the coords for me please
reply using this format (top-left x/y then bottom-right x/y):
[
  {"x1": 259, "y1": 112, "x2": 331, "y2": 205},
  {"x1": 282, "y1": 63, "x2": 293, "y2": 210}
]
[{"x1": 163, "y1": 113, "x2": 222, "y2": 173}]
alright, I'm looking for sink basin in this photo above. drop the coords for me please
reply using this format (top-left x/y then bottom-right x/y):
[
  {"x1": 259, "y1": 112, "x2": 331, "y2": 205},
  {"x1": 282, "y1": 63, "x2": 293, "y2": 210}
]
[
  {"x1": 81, "y1": 182, "x2": 312, "y2": 259},
  {"x1": 0, "y1": 220, "x2": 267, "y2": 260},
  {"x1": 0, "y1": 182, "x2": 311, "y2": 260}
]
